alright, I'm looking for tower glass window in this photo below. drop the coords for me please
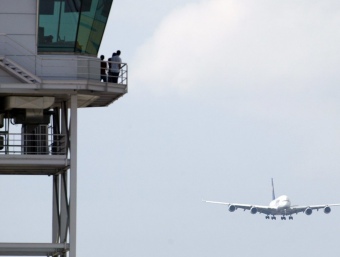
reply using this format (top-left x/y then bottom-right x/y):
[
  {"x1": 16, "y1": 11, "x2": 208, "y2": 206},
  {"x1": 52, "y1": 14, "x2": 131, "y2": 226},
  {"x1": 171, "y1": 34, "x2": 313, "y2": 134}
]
[{"x1": 38, "y1": 0, "x2": 113, "y2": 55}]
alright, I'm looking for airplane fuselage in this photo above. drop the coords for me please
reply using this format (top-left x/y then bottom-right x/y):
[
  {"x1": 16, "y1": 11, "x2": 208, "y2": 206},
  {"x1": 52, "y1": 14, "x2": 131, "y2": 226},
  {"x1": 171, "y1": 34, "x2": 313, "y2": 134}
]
[
  {"x1": 269, "y1": 195, "x2": 291, "y2": 210},
  {"x1": 267, "y1": 195, "x2": 293, "y2": 216}
]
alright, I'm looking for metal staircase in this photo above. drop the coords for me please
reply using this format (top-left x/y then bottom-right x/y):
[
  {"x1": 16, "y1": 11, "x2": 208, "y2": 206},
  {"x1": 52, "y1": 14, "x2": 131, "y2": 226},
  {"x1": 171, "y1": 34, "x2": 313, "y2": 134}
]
[{"x1": 0, "y1": 56, "x2": 41, "y2": 84}]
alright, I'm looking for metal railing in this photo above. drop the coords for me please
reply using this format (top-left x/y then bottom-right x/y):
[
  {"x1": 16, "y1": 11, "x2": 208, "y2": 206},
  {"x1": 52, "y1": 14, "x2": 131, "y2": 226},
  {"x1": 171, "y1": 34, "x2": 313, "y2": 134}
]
[
  {"x1": 0, "y1": 34, "x2": 128, "y2": 86},
  {"x1": 100, "y1": 62, "x2": 128, "y2": 85},
  {"x1": 37, "y1": 56, "x2": 128, "y2": 85},
  {"x1": 0, "y1": 133, "x2": 67, "y2": 155}
]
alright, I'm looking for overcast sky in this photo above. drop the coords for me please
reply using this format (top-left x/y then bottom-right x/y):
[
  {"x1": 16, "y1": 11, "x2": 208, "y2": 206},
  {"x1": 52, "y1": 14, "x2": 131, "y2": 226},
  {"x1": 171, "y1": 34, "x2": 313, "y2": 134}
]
[
  {"x1": 90, "y1": 1, "x2": 340, "y2": 256},
  {"x1": 1, "y1": 0, "x2": 340, "y2": 256}
]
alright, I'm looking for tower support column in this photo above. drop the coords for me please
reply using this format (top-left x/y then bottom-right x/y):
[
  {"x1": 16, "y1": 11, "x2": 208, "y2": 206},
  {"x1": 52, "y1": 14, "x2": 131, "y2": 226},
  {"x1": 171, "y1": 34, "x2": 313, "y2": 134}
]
[{"x1": 69, "y1": 94, "x2": 78, "y2": 257}]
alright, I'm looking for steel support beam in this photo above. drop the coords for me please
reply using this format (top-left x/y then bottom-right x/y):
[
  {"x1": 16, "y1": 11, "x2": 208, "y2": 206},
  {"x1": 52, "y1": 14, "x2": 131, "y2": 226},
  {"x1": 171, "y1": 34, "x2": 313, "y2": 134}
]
[{"x1": 69, "y1": 94, "x2": 78, "y2": 257}]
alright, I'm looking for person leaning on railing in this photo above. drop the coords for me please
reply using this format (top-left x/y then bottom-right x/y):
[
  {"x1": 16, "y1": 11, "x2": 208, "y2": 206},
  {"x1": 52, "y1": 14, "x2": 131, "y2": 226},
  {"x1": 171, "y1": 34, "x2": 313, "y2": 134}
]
[{"x1": 109, "y1": 50, "x2": 122, "y2": 83}]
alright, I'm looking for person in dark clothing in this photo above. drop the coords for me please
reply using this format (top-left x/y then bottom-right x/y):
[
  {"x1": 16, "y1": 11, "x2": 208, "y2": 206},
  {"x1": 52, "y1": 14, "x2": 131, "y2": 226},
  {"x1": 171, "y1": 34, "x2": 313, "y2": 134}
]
[{"x1": 100, "y1": 55, "x2": 107, "y2": 82}]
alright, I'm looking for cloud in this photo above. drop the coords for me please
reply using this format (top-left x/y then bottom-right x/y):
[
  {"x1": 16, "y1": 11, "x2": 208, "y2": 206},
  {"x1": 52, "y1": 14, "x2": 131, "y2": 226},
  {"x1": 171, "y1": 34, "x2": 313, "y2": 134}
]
[
  {"x1": 132, "y1": 0, "x2": 340, "y2": 122},
  {"x1": 133, "y1": 0, "x2": 243, "y2": 93},
  {"x1": 132, "y1": 0, "x2": 340, "y2": 91}
]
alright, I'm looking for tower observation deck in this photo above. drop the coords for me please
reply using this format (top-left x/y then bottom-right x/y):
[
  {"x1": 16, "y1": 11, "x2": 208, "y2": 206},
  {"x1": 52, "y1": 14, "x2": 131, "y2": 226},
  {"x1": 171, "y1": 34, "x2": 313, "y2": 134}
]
[{"x1": 0, "y1": 1, "x2": 127, "y2": 256}]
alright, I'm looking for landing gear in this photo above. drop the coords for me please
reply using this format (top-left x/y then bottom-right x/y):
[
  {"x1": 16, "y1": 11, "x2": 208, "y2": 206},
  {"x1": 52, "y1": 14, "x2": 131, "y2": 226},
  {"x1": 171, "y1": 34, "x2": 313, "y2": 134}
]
[
  {"x1": 280, "y1": 215, "x2": 293, "y2": 220},
  {"x1": 266, "y1": 215, "x2": 293, "y2": 220}
]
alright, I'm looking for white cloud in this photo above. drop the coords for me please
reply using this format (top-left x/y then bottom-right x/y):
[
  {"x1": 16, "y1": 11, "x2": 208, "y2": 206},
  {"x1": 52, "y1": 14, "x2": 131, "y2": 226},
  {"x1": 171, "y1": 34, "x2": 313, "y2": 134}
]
[
  {"x1": 133, "y1": 0, "x2": 244, "y2": 94},
  {"x1": 132, "y1": 0, "x2": 340, "y2": 126}
]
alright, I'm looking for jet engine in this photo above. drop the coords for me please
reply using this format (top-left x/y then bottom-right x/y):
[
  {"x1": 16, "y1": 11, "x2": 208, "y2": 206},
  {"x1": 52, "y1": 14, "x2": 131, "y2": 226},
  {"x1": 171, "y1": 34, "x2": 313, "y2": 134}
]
[
  {"x1": 250, "y1": 207, "x2": 258, "y2": 214},
  {"x1": 324, "y1": 206, "x2": 331, "y2": 214},
  {"x1": 304, "y1": 208, "x2": 313, "y2": 215},
  {"x1": 228, "y1": 205, "x2": 236, "y2": 212}
]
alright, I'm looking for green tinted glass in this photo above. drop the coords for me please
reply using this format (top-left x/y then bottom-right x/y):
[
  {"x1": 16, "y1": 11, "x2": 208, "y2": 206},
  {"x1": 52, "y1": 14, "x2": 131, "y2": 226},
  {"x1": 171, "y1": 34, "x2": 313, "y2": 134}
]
[{"x1": 38, "y1": 0, "x2": 112, "y2": 55}]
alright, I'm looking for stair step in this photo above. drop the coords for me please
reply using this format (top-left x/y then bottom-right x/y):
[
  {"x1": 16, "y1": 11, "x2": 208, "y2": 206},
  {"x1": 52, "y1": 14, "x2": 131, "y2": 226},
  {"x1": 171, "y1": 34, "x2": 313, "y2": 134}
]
[{"x1": 1, "y1": 58, "x2": 41, "y2": 84}]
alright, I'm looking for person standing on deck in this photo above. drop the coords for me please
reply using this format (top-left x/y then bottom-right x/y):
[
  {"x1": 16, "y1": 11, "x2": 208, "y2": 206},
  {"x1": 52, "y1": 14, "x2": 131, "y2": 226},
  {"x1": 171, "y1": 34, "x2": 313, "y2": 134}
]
[{"x1": 110, "y1": 50, "x2": 122, "y2": 83}]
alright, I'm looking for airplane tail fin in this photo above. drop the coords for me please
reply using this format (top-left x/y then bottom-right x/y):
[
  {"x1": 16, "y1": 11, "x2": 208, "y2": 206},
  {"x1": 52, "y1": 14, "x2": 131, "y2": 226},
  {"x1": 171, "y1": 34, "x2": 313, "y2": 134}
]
[{"x1": 271, "y1": 178, "x2": 276, "y2": 200}]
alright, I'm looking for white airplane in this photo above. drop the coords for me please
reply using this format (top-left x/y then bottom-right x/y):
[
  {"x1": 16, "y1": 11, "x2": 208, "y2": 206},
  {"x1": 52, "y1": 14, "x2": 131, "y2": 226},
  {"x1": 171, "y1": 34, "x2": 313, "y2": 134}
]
[{"x1": 203, "y1": 179, "x2": 340, "y2": 220}]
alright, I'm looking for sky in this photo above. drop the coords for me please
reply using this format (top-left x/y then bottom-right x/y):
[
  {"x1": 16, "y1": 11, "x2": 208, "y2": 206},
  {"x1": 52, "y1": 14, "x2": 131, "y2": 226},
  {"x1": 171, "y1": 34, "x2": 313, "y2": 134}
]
[{"x1": 1, "y1": 0, "x2": 340, "y2": 256}]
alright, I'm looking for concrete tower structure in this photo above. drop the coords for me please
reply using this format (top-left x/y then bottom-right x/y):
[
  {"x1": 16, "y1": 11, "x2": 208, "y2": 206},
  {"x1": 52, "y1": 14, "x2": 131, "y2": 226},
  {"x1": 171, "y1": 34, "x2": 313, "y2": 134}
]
[{"x1": 0, "y1": 1, "x2": 127, "y2": 256}]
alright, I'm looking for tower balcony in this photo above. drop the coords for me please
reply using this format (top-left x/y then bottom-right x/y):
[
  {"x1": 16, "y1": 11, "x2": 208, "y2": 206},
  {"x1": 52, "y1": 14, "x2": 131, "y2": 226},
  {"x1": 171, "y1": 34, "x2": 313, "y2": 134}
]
[
  {"x1": 0, "y1": 56, "x2": 128, "y2": 108},
  {"x1": 0, "y1": 132, "x2": 69, "y2": 175},
  {"x1": 0, "y1": 33, "x2": 128, "y2": 108}
]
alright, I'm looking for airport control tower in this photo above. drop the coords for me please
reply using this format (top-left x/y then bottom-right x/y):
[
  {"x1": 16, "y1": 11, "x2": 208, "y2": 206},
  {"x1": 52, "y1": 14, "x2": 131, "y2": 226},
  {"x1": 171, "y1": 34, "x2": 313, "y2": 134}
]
[{"x1": 0, "y1": 1, "x2": 127, "y2": 257}]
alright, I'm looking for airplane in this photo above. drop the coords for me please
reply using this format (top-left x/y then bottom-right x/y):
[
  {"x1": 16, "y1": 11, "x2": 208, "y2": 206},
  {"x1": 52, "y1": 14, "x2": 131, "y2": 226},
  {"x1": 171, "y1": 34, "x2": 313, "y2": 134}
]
[{"x1": 203, "y1": 179, "x2": 340, "y2": 220}]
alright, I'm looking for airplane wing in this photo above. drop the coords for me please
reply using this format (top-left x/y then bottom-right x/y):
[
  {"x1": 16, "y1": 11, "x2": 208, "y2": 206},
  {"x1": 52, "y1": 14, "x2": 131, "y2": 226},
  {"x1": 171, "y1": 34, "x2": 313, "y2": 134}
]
[
  {"x1": 203, "y1": 200, "x2": 252, "y2": 210},
  {"x1": 203, "y1": 200, "x2": 340, "y2": 216},
  {"x1": 289, "y1": 204, "x2": 340, "y2": 214},
  {"x1": 203, "y1": 200, "x2": 273, "y2": 215}
]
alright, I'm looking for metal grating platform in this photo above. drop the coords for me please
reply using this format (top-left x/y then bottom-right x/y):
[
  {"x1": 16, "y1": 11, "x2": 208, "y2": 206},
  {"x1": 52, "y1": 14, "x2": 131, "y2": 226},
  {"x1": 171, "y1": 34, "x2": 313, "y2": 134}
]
[
  {"x1": 0, "y1": 80, "x2": 127, "y2": 108},
  {"x1": 0, "y1": 243, "x2": 69, "y2": 256},
  {"x1": 0, "y1": 155, "x2": 69, "y2": 175}
]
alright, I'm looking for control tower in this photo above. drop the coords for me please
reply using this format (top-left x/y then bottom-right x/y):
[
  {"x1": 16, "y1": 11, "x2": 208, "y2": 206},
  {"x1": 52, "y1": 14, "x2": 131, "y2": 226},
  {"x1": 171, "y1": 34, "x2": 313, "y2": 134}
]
[{"x1": 0, "y1": 1, "x2": 127, "y2": 257}]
